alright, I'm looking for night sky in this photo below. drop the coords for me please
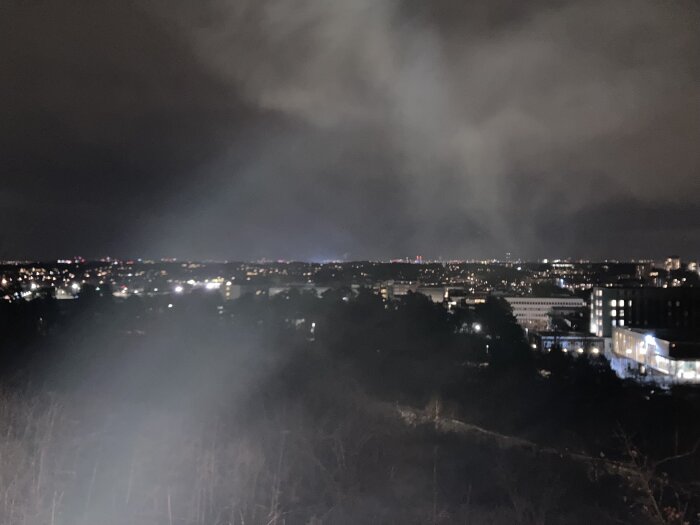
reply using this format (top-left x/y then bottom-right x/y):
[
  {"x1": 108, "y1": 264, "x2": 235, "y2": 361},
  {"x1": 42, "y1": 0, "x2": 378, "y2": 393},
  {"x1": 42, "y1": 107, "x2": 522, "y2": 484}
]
[{"x1": 2, "y1": 0, "x2": 699, "y2": 261}]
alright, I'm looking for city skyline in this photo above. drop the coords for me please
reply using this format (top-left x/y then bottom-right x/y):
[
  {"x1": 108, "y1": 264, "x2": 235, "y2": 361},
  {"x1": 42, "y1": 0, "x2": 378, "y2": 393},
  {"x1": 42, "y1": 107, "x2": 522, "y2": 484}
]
[{"x1": 0, "y1": 254, "x2": 695, "y2": 265}]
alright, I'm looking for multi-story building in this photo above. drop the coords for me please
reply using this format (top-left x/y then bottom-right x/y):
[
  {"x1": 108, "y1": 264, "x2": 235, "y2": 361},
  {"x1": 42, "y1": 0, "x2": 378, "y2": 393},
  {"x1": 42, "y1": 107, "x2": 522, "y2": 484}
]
[
  {"x1": 611, "y1": 326, "x2": 700, "y2": 383},
  {"x1": 590, "y1": 287, "x2": 700, "y2": 337},
  {"x1": 505, "y1": 296, "x2": 586, "y2": 331}
]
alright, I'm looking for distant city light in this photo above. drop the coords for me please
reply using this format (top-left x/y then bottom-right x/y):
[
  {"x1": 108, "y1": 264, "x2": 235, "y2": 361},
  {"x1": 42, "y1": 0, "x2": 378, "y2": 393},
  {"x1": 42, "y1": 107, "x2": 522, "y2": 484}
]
[
  {"x1": 174, "y1": 285, "x2": 184, "y2": 294},
  {"x1": 71, "y1": 282, "x2": 80, "y2": 291}
]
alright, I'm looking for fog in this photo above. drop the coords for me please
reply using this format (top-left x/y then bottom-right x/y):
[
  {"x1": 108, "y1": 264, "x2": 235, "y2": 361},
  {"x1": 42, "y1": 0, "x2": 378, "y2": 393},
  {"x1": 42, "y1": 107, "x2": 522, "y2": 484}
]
[
  {"x1": 2, "y1": 0, "x2": 700, "y2": 258},
  {"x1": 3, "y1": 3, "x2": 700, "y2": 521}
]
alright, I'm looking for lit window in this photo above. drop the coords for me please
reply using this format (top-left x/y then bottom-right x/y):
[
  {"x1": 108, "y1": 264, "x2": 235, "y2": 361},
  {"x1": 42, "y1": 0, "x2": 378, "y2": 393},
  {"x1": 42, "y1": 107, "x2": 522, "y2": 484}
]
[
  {"x1": 612, "y1": 320, "x2": 617, "y2": 326},
  {"x1": 619, "y1": 319, "x2": 625, "y2": 326},
  {"x1": 610, "y1": 299, "x2": 617, "y2": 307},
  {"x1": 611, "y1": 310, "x2": 616, "y2": 317},
  {"x1": 619, "y1": 310, "x2": 624, "y2": 317},
  {"x1": 619, "y1": 300, "x2": 625, "y2": 307}
]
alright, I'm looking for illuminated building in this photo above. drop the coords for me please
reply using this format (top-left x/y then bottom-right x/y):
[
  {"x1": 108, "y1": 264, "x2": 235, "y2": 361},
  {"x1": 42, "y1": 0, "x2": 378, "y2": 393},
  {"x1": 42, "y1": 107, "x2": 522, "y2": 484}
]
[
  {"x1": 529, "y1": 331, "x2": 604, "y2": 355},
  {"x1": 590, "y1": 287, "x2": 700, "y2": 337},
  {"x1": 664, "y1": 255, "x2": 681, "y2": 271},
  {"x1": 612, "y1": 327, "x2": 700, "y2": 383},
  {"x1": 505, "y1": 297, "x2": 586, "y2": 331}
]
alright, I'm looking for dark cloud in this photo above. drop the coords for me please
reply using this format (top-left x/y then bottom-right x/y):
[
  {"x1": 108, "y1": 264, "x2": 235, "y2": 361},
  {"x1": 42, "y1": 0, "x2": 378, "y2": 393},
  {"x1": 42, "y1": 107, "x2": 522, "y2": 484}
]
[
  {"x1": 533, "y1": 198, "x2": 700, "y2": 259},
  {"x1": 1, "y1": 0, "x2": 699, "y2": 260}
]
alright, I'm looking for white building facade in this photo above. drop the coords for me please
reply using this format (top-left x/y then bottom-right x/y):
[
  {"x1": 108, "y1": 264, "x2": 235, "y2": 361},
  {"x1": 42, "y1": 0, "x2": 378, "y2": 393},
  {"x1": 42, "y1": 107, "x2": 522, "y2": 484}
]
[
  {"x1": 505, "y1": 296, "x2": 585, "y2": 331},
  {"x1": 611, "y1": 326, "x2": 700, "y2": 383}
]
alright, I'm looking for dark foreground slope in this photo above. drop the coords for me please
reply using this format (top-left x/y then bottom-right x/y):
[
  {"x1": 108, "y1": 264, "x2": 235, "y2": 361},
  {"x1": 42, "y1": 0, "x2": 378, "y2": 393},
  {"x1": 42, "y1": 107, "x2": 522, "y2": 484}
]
[{"x1": 0, "y1": 290, "x2": 698, "y2": 524}]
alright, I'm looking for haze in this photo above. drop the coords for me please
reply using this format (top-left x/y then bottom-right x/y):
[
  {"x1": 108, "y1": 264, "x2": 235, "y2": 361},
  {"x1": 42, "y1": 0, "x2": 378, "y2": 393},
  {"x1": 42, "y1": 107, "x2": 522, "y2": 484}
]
[{"x1": 2, "y1": 0, "x2": 699, "y2": 261}]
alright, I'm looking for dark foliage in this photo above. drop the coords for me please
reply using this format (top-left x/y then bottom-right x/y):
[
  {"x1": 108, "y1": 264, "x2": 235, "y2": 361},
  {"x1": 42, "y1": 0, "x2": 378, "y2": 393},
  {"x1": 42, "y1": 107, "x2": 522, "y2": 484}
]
[{"x1": 0, "y1": 289, "x2": 698, "y2": 524}]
